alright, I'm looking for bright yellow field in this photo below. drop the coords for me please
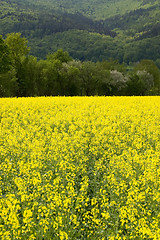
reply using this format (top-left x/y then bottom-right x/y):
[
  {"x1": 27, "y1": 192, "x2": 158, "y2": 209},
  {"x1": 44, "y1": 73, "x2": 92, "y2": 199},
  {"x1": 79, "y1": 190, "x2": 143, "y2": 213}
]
[{"x1": 0, "y1": 96, "x2": 160, "y2": 240}]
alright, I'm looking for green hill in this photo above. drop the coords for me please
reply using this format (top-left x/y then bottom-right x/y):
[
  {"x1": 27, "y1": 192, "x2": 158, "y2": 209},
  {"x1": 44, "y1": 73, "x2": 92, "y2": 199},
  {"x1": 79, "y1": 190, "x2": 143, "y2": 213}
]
[
  {"x1": 1, "y1": 0, "x2": 160, "y2": 63},
  {"x1": 16, "y1": 0, "x2": 158, "y2": 20}
]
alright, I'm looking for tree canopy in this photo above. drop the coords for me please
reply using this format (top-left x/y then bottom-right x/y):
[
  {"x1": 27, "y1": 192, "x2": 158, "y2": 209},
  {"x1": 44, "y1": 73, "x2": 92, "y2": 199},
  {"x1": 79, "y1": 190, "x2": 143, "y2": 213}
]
[
  {"x1": 0, "y1": 33, "x2": 160, "y2": 97},
  {"x1": 0, "y1": 35, "x2": 12, "y2": 74}
]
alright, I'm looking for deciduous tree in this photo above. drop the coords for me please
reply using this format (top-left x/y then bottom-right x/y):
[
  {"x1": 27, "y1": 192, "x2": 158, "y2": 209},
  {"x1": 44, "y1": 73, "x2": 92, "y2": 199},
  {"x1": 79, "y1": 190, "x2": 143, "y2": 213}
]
[{"x1": 0, "y1": 35, "x2": 12, "y2": 73}]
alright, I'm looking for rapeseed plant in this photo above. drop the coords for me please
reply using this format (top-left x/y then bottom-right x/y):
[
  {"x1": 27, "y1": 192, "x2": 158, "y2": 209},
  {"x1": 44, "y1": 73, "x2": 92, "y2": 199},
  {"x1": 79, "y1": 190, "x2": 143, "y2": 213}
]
[{"x1": 0, "y1": 96, "x2": 160, "y2": 239}]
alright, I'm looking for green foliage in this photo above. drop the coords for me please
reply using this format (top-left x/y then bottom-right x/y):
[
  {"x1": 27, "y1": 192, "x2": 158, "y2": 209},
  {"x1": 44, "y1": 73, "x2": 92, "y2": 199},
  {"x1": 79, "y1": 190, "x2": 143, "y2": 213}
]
[
  {"x1": 0, "y1": 0, "x2": 160, "y2": 64},
  {"x1": 78, "y1": 61, "x2": 99, "y2": 96},
  {"x1": 0, "y1": 32, "x2": 160, "y2": 97},
  {"x1": 1, "y1": 0, "x2": 160, "y2": 97},
  {"x1": 123, "y1": 36, "x2": 160, "y2": 64},
  {"x1": 0, "y1": 35, "x2": 12, "y2": 73},
  {"x1": 5, "y1": 33, "x2": 30, "y2": 66},
  {"x1": 135, "y1": 59, "x2": 160, "y2": 94},
  {"x1": 0, "y1": 1, "x2": 115, "y2": 38},
  {"x1": 127, "y1": 71, "x2": 154, "y2": 96},
  {"x1": 0, "y1": 35, "x2": 17, "y2": 96},
  {"x1": 0, "y1": 69, "x2": 18, "y2": 97},
  {"x1": 42, "y1": 59, "x2": 63, "y2": 96},
  {"x1": 60, "y1": 60, "x2": 81, "y2": 96},
  {"x1": 47, "y1": 49, "x2": 72, "y2": 63},
  {"x1": 29, "y1": 30, "x2": 121, "y2": 62},
  {"x1": 15, "y1": 56, "x2": 39, "y2": 97},
  {"x1": 15, "y1": 0, "x2": 158, "y2": 20}
]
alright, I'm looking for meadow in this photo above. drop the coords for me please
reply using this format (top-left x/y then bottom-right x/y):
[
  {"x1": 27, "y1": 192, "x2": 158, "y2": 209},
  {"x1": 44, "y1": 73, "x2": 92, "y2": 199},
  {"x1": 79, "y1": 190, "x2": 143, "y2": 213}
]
[{"x1": 0, "y1": 96, "x2": 160, "y2": 240}]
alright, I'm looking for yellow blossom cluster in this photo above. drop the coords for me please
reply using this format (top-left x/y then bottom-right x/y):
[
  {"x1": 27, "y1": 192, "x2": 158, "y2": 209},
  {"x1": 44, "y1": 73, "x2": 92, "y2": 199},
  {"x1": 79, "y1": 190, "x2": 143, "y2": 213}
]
[{"x1": 0, "y1": 96, "x2": 160, "y2": 239}]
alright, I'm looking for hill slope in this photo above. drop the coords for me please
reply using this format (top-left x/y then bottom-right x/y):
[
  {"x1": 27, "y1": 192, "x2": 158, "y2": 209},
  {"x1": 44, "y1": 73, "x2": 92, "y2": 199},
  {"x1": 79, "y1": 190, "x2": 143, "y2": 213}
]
[
  {"x1": 14, "y1": 0, "x2": 159, "y2": 20},
  {"x1": 1, "y1": 0, "x2": 160, "y2": 63},
  {"x1": 0, "y1": 0, "x2": 114, "y2": 36}
]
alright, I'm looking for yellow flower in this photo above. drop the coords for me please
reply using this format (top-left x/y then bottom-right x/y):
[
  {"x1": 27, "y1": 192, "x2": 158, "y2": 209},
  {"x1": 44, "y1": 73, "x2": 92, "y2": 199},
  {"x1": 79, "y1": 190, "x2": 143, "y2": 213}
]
[{"x1": 0, "y1": 96, "x2": 160, "y2": 239}]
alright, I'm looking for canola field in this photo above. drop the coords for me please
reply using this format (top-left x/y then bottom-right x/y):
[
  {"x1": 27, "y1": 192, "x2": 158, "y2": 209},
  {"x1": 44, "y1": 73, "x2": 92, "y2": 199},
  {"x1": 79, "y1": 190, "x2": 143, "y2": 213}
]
[{"x1": 0, "y1": 96, "x2": 160, "y2": 240}]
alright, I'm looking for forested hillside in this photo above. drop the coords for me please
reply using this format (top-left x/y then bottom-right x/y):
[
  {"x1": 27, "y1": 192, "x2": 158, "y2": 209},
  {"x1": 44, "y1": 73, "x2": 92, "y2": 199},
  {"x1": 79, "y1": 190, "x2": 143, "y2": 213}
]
[
  {"x1": 11, "y1": 0, "x2": 158, "y2": 20},
  {"x1": 0, "y1": 0, "x2": 160, "y2": 63}
]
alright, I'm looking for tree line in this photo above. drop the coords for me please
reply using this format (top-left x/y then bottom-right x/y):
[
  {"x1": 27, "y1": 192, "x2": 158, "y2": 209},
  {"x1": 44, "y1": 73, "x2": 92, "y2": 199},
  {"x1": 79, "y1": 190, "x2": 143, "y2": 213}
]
[{"x1": 0, "y1": 33, "x2": 160, "y2": 97}]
